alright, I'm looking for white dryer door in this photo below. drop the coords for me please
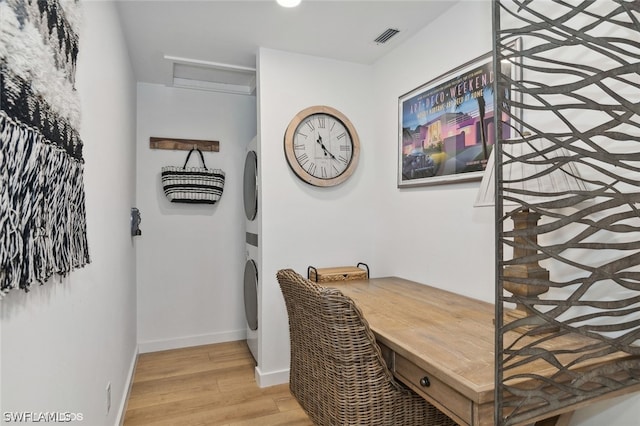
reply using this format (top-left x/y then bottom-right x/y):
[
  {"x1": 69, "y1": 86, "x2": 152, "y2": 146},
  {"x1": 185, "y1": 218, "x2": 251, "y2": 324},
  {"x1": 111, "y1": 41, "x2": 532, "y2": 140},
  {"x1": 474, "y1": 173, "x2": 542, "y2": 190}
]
[
  {"x1": 243, "y1": 151, "x2": 258, "y2": 221},
  {"x1": 243, "y1": 259, "x2": 258, "y2": 331}
]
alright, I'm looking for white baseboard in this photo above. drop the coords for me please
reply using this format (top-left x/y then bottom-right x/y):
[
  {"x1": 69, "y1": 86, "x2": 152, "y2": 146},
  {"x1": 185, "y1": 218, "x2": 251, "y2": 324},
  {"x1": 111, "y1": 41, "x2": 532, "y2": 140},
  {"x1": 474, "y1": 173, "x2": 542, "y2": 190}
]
[
  {"x1": 137, "y1": 329, "x2": 247, "y2": 353},
  {"x1": 255, "y1": 365, "x2": 289, "y2": 388},
  {"x1": 116, "y1": 347, "x2": 138, "y2": 426}
]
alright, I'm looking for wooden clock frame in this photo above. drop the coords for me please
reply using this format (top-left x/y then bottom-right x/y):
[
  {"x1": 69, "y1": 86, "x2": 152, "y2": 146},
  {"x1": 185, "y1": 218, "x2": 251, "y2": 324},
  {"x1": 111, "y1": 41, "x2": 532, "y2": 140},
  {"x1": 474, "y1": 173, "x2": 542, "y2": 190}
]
[{"x1": 283, "y1": 105, "x2": 360, "y2": 187}]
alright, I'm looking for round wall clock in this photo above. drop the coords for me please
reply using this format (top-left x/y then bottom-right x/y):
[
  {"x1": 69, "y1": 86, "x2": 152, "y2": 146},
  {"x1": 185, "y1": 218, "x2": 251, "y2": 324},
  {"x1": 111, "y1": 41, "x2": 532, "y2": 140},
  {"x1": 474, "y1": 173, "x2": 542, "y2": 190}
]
[{"x1": 283, "y1": 105, "x2": 360, "y2": 187}]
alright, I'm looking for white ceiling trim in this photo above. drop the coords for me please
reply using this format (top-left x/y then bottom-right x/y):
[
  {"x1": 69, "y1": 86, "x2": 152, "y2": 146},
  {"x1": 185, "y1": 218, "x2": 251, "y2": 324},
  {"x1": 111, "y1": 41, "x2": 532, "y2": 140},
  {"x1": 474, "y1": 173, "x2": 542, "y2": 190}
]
[
  {"x1": 164, "y1": 55, "x2": 257, "y2": 73},
  {"x1": 165, "y1": 55, "x2": 256, "y2": 95}
]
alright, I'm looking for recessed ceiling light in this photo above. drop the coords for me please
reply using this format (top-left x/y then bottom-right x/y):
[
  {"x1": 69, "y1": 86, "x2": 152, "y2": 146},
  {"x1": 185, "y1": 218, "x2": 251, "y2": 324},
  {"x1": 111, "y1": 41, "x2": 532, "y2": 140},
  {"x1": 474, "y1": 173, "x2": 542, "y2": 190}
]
[{"x1": 277, "y1": 0, "x2": 301, "y2": 7}]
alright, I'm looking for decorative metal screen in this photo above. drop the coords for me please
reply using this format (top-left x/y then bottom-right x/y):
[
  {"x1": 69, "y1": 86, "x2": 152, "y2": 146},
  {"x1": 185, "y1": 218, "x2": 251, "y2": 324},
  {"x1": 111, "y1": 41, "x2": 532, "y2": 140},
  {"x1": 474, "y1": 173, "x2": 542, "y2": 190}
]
[{"x1": 493, "y1": 1, "x2": 640, "y2": 425}]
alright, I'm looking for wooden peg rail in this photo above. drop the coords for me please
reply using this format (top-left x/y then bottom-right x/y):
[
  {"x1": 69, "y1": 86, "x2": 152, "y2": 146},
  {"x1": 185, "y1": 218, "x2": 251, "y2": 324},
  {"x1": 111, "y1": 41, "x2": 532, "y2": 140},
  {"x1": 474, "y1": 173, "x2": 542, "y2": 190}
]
[{"x1": 149, "y1": 137, "x2": 220, "y2": 152}]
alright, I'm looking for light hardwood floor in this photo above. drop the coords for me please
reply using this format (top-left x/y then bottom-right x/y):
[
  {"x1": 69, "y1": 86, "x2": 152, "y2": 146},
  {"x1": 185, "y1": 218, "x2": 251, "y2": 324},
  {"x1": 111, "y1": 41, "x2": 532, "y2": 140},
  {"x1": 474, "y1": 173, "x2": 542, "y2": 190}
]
[{"x1": 123, "y1": 340, "x2": 314, "y2": 425}]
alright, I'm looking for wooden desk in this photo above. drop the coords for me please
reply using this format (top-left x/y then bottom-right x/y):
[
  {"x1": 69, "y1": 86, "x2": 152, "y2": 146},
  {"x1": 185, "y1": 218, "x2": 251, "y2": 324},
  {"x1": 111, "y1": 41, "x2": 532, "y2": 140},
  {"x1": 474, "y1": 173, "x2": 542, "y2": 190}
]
[{"x1": 327, "y1": 277, "x2": 638, "y2": 426}]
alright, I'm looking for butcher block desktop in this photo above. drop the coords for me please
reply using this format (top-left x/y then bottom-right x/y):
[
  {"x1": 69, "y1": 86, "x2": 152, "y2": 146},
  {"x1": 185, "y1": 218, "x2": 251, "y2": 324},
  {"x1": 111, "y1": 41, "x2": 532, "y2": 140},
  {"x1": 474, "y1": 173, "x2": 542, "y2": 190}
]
[{"x1": 327, "y1": 277, "x2": 639, "y2": 426}]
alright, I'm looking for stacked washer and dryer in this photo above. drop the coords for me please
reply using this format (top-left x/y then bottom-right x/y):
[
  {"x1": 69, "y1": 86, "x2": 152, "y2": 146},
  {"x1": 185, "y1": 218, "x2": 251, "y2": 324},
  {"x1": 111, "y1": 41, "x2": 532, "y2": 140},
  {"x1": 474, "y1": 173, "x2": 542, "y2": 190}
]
[{"x1": 243, "y1": 137, "x2": 259, "y2": 364}]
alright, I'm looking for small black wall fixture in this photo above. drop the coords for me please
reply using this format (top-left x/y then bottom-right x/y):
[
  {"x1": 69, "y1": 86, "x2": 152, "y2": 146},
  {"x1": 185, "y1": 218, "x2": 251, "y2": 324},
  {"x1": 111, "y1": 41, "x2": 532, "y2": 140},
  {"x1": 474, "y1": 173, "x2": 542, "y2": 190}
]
[{"x1": 131, "y1": 208, "x2": 142, "y2": 237}]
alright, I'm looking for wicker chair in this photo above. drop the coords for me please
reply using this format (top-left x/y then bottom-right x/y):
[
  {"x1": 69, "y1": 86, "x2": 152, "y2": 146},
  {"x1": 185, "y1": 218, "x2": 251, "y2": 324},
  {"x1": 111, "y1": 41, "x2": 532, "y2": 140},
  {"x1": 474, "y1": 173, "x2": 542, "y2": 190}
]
[{"x1": 277, "y1": 269, "x2": 457, "y2": 426}]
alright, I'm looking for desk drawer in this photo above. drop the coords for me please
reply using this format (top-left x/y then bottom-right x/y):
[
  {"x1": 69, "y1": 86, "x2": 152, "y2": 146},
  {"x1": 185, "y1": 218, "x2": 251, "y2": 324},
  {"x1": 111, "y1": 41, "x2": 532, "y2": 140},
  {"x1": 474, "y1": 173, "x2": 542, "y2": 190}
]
[{"x1": 394, "y1": 354, "x2": 472, "y2": 426}]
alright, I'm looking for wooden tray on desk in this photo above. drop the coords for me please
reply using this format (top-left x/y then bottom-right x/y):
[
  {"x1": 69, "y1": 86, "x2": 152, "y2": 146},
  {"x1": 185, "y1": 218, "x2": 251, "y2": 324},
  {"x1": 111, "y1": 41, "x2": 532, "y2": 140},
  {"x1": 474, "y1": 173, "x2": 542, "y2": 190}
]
[{"x1": 308, "y1": 263, "x2": 369, "y2": 283}]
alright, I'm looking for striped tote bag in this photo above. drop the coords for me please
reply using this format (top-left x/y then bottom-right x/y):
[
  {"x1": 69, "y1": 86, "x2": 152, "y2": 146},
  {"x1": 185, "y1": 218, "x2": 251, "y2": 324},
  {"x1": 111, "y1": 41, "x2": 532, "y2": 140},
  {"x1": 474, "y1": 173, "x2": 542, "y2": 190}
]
[{"x1": 161, "y1": 148, "x2": 225, "y2": 204}]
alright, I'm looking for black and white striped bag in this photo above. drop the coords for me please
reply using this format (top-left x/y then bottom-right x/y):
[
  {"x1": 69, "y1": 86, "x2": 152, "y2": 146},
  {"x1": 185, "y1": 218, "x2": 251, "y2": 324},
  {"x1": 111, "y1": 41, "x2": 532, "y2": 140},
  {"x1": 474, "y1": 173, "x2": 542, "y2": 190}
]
[{"x1": 161, "y1": 148, "x2": 225, "y2": 204}]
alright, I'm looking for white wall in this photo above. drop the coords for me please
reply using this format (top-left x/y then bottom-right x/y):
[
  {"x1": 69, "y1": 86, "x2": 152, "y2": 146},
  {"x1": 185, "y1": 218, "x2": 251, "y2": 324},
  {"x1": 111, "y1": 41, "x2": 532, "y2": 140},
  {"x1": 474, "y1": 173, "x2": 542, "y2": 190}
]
[
  {"x1": 0, "y1": 1, "x2": 137, "y2": 425},
  {"x1": 256, "y1": 48, "x2": 377, "y2": 383},
  {"x1": 135, "y1": 84, "x2": 256, "y2": 352},
  {"x1": 371, "y1": 0, "x2": 495, "y2": 303}
]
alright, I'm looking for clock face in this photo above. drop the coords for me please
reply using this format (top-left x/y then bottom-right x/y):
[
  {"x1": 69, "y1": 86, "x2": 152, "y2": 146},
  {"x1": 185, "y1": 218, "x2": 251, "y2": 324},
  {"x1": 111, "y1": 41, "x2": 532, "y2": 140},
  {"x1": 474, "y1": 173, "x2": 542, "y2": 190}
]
[
  {"x1": 284, "y1": 106, "x2": 360, "y2": 187},
  {"x1": 293, "y1": 113, "x2": 353, "y2": 179}
]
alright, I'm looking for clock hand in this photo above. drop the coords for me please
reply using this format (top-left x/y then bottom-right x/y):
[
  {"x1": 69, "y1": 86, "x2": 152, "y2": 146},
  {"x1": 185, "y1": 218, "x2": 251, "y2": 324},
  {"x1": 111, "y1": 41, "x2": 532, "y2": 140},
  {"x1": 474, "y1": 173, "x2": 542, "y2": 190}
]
[{"x1": 316, "y1": 135, "x2": 337, "y2": 159}]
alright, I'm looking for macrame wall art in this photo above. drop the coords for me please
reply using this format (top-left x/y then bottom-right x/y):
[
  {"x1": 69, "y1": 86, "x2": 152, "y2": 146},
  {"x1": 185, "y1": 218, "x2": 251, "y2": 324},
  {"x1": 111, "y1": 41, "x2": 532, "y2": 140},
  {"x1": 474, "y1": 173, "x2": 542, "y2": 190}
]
[
  {"x1": 0, "y1": 0, "x2": 89, "y2": 298},
  {"x1": 493, "y1": 1, "x2": 639, "y2": 425}
]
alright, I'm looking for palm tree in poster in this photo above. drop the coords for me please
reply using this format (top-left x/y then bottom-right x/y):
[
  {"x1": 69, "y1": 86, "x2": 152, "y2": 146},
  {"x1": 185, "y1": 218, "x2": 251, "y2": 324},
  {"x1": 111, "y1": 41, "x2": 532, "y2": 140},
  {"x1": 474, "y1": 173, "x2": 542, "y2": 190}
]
[{"x1": 477, "y1": 94, "x2": 488, "y2": 161}]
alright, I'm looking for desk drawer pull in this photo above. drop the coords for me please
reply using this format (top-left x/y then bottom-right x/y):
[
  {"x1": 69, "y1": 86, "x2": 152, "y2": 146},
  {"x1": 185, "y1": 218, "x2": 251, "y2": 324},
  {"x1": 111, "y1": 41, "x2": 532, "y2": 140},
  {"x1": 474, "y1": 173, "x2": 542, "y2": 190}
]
[{"x1": 420, "y1": 376, "x2": 431, "y2": 387}]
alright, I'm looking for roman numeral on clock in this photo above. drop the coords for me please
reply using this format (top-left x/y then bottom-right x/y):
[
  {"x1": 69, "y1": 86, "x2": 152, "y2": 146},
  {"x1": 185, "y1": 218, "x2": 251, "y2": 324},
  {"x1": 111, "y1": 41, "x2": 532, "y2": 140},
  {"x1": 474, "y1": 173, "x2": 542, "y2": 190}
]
[
  {"x1": 307, "y1": 162, "x2": 317, "y2": 175},
  {"x1": 297, "y1": 152, "x2": 309, "y2": 166}
]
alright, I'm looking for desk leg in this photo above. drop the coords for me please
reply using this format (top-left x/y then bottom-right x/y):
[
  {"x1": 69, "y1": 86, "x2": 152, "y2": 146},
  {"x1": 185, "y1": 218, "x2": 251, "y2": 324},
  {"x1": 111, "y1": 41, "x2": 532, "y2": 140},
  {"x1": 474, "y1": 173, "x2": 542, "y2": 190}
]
[{"x1": 535, "y1": 412, "x2": 574, "y2": 426}]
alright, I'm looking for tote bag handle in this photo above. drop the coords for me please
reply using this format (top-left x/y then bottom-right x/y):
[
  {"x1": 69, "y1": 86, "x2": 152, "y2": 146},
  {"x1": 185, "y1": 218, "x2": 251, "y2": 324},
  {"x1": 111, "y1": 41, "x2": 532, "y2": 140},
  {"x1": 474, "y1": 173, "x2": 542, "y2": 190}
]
[{"x1": 182, "y1": 148, "x2": 208, "y2": 169}]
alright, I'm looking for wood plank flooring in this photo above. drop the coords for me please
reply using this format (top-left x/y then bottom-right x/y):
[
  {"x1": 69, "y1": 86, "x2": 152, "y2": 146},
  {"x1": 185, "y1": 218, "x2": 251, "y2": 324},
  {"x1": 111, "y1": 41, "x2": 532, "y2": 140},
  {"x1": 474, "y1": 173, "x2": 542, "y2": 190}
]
[{"x1": 123, "y1": 340, "x2": 313, "y2": 426}]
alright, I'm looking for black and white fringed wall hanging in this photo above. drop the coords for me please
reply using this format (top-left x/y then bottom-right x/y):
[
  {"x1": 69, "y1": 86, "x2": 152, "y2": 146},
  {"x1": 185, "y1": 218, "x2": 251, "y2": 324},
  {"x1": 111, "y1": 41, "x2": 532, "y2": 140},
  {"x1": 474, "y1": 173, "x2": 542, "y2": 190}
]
[{"x1": 0, "y1": 0, "x2": 89, "y2": 298}]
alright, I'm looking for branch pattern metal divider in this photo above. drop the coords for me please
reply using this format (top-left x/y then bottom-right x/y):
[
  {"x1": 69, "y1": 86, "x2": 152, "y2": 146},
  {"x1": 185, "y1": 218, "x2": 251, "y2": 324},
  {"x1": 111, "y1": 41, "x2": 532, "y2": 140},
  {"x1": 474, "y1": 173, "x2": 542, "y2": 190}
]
[{"x1": 492, "y1": 1, "x2": 640, "y2": 424}]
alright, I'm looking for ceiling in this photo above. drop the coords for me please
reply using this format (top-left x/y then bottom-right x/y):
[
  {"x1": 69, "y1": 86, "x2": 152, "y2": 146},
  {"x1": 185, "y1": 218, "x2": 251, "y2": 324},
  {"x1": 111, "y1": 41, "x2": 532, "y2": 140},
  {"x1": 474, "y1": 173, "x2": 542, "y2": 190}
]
[{"x1": 115, "y1": 0, "x2": 459, "y2": 94}]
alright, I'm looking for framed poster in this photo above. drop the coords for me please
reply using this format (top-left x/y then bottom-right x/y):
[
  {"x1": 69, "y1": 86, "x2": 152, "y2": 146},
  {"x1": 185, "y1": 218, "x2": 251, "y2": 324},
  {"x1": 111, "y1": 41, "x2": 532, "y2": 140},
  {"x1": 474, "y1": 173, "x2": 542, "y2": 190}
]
[{"x1": 398, "y1": 50, "x2": 515, "y2": 188}]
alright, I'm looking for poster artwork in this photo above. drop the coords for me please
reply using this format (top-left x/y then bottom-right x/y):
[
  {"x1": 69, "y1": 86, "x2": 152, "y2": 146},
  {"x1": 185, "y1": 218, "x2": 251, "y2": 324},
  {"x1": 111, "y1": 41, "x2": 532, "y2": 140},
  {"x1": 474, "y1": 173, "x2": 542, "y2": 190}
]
[{"x1": 399, "y1": 56, "x2": 511, "y2": 187}]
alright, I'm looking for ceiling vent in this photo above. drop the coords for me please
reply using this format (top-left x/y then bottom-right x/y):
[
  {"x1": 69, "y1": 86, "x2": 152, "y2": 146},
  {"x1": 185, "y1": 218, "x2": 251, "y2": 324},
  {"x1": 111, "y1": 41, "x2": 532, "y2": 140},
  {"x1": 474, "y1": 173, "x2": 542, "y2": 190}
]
[{"x1": 373, "y1": 28, "x2": 400, "y2": 45}]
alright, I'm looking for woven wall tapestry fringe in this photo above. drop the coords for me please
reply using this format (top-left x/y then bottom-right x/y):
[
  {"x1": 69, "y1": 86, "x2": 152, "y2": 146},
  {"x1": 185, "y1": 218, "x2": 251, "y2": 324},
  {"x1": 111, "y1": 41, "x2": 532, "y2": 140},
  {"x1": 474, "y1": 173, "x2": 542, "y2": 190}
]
[{"x1": 0, "y1": 0, "x2": 89, "y2": 298}]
